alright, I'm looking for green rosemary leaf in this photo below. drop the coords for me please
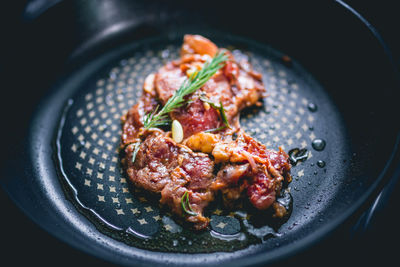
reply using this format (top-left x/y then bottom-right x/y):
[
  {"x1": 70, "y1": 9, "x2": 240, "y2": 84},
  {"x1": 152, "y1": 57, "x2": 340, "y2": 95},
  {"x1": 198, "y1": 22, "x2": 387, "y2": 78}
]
[
  {"x1": 181, "y1": 191, "x2": 198, "y2": 216},
  {"x1": 199, "y1": 97, "x2": 231, "y2": 129},
  {"x1": 218, "y1": 101, "x2": 231, "y2": 129},
  {"x1": 203, "y1": 125, "x2": 227, "y2": 133},
  {"x1": 199, "y1": 96, "x2": 219, "y2": 110},
  {"x1": 131, "y1": 141, "x2": 141, "y2": 163}
]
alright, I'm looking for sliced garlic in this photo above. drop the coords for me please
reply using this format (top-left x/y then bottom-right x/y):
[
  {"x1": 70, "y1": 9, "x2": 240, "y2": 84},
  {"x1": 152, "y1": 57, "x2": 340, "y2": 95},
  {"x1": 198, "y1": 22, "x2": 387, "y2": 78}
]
[
  {"x1": 143, "y1": 73, "x2": 155, "y2": 93},
  {"x1": 172, "y1": 120, "x2": 184, "y2": 143}
]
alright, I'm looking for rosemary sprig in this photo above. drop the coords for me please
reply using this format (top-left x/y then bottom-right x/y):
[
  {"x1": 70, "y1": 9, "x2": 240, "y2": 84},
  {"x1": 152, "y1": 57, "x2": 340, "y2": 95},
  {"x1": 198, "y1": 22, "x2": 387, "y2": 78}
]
[
  {"x1": 203, "y1": 125, "x2": 227, "y2": 133},
  {"x1": 219, "y1": 102, "x2": 230, "y2": 128},
  {"x1": 181, "y1": 191, "x2": 197, "y2": 216},
  {"x1": 200, "y1": 96, "x2": 230, "y2": 130},
  {"x1": 131, "y1": 141, "x2": 141, "y2": 163},
  {"x1": 143, "y1": 51, "x2": 229, "y2": 129}
]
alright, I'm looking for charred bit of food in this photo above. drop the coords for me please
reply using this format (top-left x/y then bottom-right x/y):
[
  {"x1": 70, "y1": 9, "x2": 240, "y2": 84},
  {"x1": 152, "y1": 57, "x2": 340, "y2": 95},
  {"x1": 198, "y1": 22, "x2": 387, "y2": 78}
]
[{"x1": 120, "y1": 34, "x2": 291, "y2": 230}]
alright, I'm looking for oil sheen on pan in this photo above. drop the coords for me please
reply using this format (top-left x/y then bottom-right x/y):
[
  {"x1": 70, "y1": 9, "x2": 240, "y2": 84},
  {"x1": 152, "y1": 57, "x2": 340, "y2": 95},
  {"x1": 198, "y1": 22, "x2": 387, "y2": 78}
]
[{"x1": 55, "y1": 33, "x2": 333, "y2": 253}]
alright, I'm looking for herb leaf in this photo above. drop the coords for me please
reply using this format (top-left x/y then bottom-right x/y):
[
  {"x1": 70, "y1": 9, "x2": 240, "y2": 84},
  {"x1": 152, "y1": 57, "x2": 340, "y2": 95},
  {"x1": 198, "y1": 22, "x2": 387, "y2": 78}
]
[
  {"x1": 203, "y1": 125, "x2": 227, "y2": 133},
  {"x1": 131, "y1": 141, "x2": 141, "y2": 163},
  {"x1": 218, "y1": 101, "x2": 230, "y2": 129},
  {"x1": 200, "y1": 96, "x2": 231, "y2": 130},
  {"x1": 143, "y1": 51, "x2": 229, "y2": 129},
  {"x1": 181, "y1": 191, "x2": 197, "y2": 216}
]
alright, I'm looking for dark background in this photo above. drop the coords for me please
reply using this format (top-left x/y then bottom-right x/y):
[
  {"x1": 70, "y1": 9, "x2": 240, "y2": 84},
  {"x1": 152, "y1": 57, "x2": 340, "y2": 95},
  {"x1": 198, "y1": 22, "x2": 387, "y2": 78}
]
[{"x1": 1, "y1": 1, "x2": 399, "y2": 266}]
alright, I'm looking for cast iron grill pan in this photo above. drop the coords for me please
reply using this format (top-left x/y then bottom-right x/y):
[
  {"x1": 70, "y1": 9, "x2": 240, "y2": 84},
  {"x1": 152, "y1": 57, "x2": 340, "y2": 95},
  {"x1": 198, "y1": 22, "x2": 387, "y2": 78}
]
[
  {"x1": 4, "y1": 2, "x2": 399, "y2": 263},
  {"x1": 55, "y1": 33, "x2": 349, "y2": 253}
]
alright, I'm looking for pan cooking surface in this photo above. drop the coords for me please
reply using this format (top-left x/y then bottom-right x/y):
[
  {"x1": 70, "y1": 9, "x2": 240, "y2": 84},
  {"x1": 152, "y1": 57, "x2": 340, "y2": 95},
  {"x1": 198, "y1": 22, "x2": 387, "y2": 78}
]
[{"x1": 55, "y1": 34, "x2": 350, "y2": 253}]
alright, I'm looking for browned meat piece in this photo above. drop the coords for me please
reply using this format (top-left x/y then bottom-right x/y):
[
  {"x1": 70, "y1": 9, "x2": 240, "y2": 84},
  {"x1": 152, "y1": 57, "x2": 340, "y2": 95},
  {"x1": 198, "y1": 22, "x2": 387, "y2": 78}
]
[
  {"x1": 120, "y1": 90, "x2": 158, "y2": 147},
  {"x1": 154, "y1": 34, "x2": 266, "y2": 136},
  {"x1": 209, "y1": 129, "x2": 291, "y2": 213},
  {"x1": 120, "y1": 34, "x2": 291, "y2": 229},
  {"x1": 211, "y1": 164, "x2": 250, "y2": 207},
  {"x1": 123, "y1": 131, "x2": 215, "y2": 229},
  {"x1": 171, "y1": 98, "x2": 222, "y2": 138},
  {"x1": 181, "y1": 34, "x2": 218, "y2": 57},
  {"x1": 155, "y1": 62, "x2": 186, "y2": 105}
]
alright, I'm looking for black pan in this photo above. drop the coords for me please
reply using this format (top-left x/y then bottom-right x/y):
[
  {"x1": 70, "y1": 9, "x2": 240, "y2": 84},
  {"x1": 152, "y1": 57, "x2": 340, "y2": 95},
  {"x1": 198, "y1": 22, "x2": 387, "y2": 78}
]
[{"x1": 1, "y1": 0, "x2": 400, "y2": 266}]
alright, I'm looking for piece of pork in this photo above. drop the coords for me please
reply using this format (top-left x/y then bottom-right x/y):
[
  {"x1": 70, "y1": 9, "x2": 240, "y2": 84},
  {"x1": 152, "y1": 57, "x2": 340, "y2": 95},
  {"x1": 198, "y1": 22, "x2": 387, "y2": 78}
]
[
  {"x1": 153, "y1": 34, "x2": 266, "y2": 137},
  {"x1": 122, "y1": 131, "x2": 215, "y2": 229}
]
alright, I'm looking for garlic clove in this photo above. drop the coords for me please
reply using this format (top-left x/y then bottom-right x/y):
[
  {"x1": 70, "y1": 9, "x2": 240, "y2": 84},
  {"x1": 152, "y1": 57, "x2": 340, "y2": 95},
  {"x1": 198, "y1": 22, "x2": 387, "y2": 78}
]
[{"x1": 172, "y1": 120, "x2": 184, "y2": 143}]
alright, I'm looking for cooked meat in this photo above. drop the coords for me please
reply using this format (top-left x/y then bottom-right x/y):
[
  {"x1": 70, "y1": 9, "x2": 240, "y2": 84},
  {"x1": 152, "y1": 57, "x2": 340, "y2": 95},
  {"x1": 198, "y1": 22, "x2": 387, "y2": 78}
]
[
  {"x1": 183, "y1": 132, "x2": 220, "y2": 154},
  {"x1": 121, "y1": 90, "x2": 158, "y2": 145},
  {"x1": 210, "y1": 129, "x2": 291, "y2": 212},
  {"x1": 155, "y1": 62, "x2": 186, "y2": 105},
  {"x1": 181, "y1": 34, "x2": 218, "y2": 57},
  {"x1": 123, "y1": 131, "x2": 215, "y2": 229},
  {"x1": 121, "y1": 34, "x2": 291, "y2": 229},
  {"x1": 171, "y1": 98, "x2": 222, "y2": 138},
  {"x1": 154, "y1": 35, "x2": 266, "y2": 136}
]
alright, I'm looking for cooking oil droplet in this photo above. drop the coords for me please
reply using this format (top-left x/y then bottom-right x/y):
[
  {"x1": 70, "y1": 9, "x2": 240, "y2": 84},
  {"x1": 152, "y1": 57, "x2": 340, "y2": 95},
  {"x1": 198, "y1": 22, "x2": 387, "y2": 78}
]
[
  {"x1": 97, "y1": 163, "x2": 106, "y2": 173},
  {"x1": 99, "y1": 124, "x2": 108, "y2": 132},
  {"x1": 317, "y1": 160, "x2": 326, "y2": 168},
  {"x1": 312, "y1": 139, "x2": 326, "y2": 151},
  {"x1": 307, "y1": 103, "x2": 318, "y2": 112},
  {"x1": 77, "y1": 140, "x2": 85, "y2": 150},
  {"x1": 288, "y1": 148, "x2": 309, "y2": 165},
  {"x1": 288, "y1": 222, "x2": 298, "y2": 230},
  {"x1": 276, "y1": 190, "x2": 292, "y2": 210}
]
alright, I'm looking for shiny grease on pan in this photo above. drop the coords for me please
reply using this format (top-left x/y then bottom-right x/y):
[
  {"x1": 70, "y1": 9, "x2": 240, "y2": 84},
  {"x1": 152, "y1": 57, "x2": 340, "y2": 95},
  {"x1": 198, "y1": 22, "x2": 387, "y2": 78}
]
[{"x1": 55, "y1": 35, "x2": 330, "y2": 253}]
